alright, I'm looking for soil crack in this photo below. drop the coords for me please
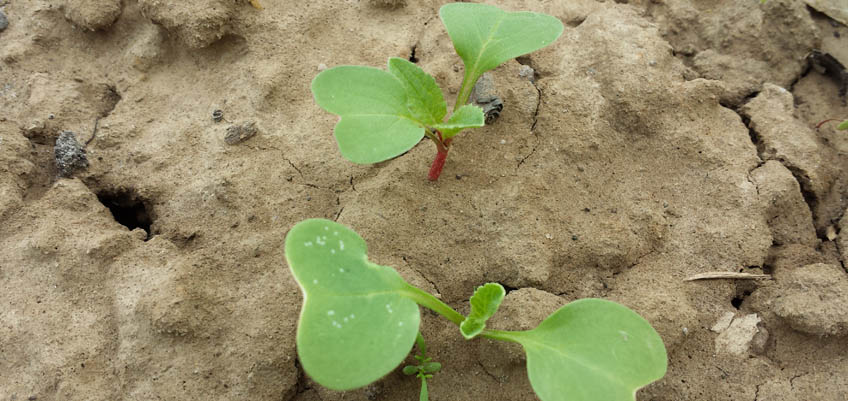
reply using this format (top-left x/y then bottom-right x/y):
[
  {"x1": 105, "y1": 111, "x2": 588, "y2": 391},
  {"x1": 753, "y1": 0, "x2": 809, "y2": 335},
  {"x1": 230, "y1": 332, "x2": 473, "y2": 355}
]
[
  {"x1": 517, "y1": 80, "x2": 543, "y2": 168},
  {"x1": 476, "y1": 360, "x2": 502, "y2": 383}
]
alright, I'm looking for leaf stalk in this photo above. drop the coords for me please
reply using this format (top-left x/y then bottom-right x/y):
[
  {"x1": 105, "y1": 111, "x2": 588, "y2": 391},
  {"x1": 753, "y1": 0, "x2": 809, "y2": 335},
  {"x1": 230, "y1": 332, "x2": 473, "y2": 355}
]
[{"x1": 402, "y1": 284, "x2": 465, "y2": 326}]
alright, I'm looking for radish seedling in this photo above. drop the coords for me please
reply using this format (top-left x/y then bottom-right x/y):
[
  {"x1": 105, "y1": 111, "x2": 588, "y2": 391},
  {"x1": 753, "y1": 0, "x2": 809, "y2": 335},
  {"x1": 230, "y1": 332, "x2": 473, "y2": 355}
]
[
  {"x1": 285, "y1": 219, "x2": 668, "y2": 400},
  {"x1": 311, "y1": 3, "x2": 564, "y2": 180}
]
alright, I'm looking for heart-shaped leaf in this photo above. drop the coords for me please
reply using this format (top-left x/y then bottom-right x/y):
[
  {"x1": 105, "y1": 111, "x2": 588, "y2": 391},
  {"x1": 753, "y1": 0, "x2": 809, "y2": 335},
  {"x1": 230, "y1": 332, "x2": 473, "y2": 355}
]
[
  {"x1": 433, "y1": 104, "x2": 485, "y2": 139},
  {"x1": 440, "y1": 3, "x2": 564, "y2": 87},
  {"x1": 460, "y1": 283, "x2": 505, "y2": 339},
  {"x1": 838, "y1": 120, "x2": 848, "y2": 130},
  {"x1": 285, "y1": 219, "x2": 421, "y2": 390},
  {"x1": 387, "y1": 57, "x2": 447, "y2": 125},
  {"x1": 504, "y1": 299, "x2": 667, "y2": 401},
  {"x1": 312, "y1": 66, "x2": 425, "y2": 164}
]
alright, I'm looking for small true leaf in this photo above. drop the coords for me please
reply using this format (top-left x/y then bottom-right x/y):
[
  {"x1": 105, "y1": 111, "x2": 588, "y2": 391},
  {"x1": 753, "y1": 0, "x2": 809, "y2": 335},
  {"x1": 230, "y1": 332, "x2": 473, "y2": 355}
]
[
  {"x1": 423, "y1": 362, "x2": 442, "y2": 373},
  {"x1": 509, "y1": 299, "x2": 667, "y2": 401},
  {"x1": 403, "y1": 365, "x2": 419, "y2": 376},
  {"x1": 312, "y1": 66, "x2": 425, "y2": 164},
  {"x1": 388, "y1": 57, "x2": 447, "y2": 125},
  {"x1": 838, "y1": 120, "x2": 848, "y2": 130},
  {"x1": 460, "y1": 283, "x2": 505, "y2": 339},
  {"x1": 285, "y1": 219, "x2": 421, "y2": 390},
  {"x1": 433, "y1": 104, "x2": 485, "y2": 139},
  {"x1": 440, "y1": 3, "x2": 564, "y2": 84},
  {"x1": 415, "y1": 331, "x2": 428, "y2": 355}
]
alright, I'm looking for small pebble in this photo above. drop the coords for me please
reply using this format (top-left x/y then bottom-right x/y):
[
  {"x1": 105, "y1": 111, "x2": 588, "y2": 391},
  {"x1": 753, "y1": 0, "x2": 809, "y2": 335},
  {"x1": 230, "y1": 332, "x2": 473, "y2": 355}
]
[
  {"x1": 212, "y1": 109, "x2": 224, "y2": 122},
  {"x1": 224, "y1": 121, "x2": 258, "y2": 145},
  {"x1": 545, "y1": 233, "x2": 553, "y2": 240},
  {"x1": 0, "y1": 10, "x2": 8, "y2": 32},
  {"x1": 518, "y1": 64, "x2": 535, "y2": 82},
  {"x1": 317, "y1": 63, "x2": 328, "y2": 71}
]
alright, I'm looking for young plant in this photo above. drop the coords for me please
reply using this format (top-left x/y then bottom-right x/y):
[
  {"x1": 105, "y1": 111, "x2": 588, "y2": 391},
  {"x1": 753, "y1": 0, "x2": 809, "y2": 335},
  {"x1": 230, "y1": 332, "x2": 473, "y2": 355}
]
[
  {"x1": 285, "y1": 219, "x2": 668, "y2": 400},
  {"x1": 402, "y1": 333, "x2": 441, "y2": 401},
  {"x1": 311, "y1": 3, "x2": 564, "y2": 180}
]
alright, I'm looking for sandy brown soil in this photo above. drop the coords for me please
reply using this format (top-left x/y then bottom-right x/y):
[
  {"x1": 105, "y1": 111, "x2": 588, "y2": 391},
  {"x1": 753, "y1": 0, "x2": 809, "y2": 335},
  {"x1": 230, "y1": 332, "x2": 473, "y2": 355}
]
[{"x1": 2, "y1": 0, "x2": 848, "y2": 400}]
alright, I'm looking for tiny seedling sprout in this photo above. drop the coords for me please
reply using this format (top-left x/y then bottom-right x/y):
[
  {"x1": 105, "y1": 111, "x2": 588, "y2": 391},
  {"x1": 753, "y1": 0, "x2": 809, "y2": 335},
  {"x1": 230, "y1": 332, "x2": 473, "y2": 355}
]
[
  {"x1": 402, "y1": 333, "x2": 441, "y2": 401},
  {"x1": 311, "y1": 3, "x2": 564, "y2": 180},
  {"x1": 285, "y1": 218, "x2": 668, "y2": 401},
  {"x1": 815, "y1": 119, "x2": 848, "y2": 130}
]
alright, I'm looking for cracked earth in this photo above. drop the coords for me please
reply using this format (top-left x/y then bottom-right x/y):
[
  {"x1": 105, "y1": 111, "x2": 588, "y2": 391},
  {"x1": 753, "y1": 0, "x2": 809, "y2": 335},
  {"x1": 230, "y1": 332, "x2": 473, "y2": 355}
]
[{"x1": 1, "y1": 0, "x2": 848, "y2": 400}]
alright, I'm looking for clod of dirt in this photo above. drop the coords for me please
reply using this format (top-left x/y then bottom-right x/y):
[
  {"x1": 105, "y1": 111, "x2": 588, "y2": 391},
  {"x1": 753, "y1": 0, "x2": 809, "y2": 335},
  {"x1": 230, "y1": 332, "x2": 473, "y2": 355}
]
[
  {"x1": 54, "y1": 131, "x2": 89, "y2": 177},
  {"x1": 57, "y1": 0, "x2": 122, "y2": 31},
  {"x1": 0, "y1": 9, "x2": 8, "y2": 31},
  {"x1": 650, "y1": 0, "x2": 819, "y2": 105},
  {"x1": 750, "y1": 161, "x2": 818, "y2": 247},
  {"x1": 518, "y1": 64, "x2": 535, "y2": 83},
  {"x1": 804, "y1": 0, "x2": 848, "y2": 25},
  {"x1": 366, "y1": 0, "x2": 407, "y2": 9},
  {"x1": 711, "y1": 311, "x2": 735, "y2": 333},
  {"x1": 741, "y1": 84, "x2": 837, "y2": 230},
  {"x1": 471, "y1": 73, "x2": 504, "y2": 125},
  {"x1": 773, "y1": 263, "x2": 848, "y2": 337},
  {"x1": 808, "y1": 50, "x2": 848, "y2": 104},
  {"x1": 139, "y1": 0, "x2": 235, "y2": 49},
  {"x1": 714, "y1": 313, "x2": 762, "y2": 355},
  {"x1": 224, "y1": 121, "x2": 258, "y2": 145},
  {"x1": 127, "y1": 22, "x2": 164, "y2": 72}
]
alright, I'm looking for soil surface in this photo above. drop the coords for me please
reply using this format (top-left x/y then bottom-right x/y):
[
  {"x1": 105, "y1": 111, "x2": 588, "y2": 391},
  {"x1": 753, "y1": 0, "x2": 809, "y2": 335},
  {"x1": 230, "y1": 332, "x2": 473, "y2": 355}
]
[{"x1": 2, "y1": 0, "x2": 848, "y2": 400}]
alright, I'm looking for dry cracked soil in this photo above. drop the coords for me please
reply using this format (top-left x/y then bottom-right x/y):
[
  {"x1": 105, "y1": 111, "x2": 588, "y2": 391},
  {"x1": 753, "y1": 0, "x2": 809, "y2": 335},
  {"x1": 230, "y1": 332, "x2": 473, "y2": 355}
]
[{"x1": 1, "y1": 0, "x2": 848, "y2": 400}]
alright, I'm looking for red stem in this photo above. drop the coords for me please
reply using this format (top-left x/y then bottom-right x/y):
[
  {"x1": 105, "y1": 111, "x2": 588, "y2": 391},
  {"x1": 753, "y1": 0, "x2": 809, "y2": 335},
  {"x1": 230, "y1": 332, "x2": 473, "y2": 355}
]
[
  {"x1": 427, "y1": 132, "x2": 452, "y2": 181},
  {"x1": 815, "y1": 119, "x2": 837, "y2": 129}
]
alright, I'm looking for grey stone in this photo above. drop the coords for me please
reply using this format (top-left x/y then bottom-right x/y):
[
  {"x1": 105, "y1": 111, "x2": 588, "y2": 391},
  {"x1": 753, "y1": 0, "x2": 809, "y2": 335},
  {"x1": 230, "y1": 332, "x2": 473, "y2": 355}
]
[
  {"x1": 0, "y1": 10, "x2": 8, "y2": 31},
  {"x1": 54, "y1": 131, "x2": 89, "y2": 177},
  {"x1": 471, "y1": 73, "x2": 503, "y2": 125},
  {"x1": 224, "y1": 121, "x2": 258, "y2": 145}
]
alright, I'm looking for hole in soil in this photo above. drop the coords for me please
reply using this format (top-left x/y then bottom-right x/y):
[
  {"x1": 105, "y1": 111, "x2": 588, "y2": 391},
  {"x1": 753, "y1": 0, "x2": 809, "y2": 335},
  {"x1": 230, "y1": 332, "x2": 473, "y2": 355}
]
[
  {"x1": 730, "y1": 297, "x2": 744, "y2": 309},
  {"x1": 408, "y1": 45, "x2": 419, "y2": 63},
  {"x1": 565, "y1": 16, "x2": 586, "y2": 28},
  {"x1": 498, "y1": 282, "x2": 519, "y2": 295},
  {"x1": 100, "y1": 85, "x2": 122, "y2": 117},
  {"x1": 730, "y1": 290, "x2": 752, "y2": 310},
  {"x1": 96, "y1": 189, "x2": 153, "y2": 240}
]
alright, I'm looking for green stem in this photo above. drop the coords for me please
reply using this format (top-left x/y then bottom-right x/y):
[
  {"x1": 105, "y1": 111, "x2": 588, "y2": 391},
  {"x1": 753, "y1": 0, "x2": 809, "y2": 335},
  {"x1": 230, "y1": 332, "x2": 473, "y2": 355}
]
[
  {"x1": 402, "y1": 284, "x2": 465, "y2": 326},
  {"x1": 419, "y1": 375, "x2": 429, "y2": 401},
  {"x1": 424, "y1": 128, "x2": 448, "y2": 154},
  {"x1": 453, "y1": 70, "x2": 478, "y2": 113},
  {"x1": 480, "y1": 329, "x2": 525, "y2": 344}
]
